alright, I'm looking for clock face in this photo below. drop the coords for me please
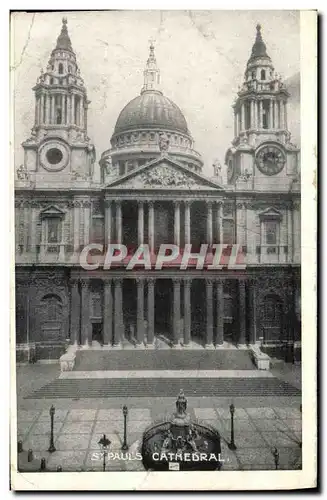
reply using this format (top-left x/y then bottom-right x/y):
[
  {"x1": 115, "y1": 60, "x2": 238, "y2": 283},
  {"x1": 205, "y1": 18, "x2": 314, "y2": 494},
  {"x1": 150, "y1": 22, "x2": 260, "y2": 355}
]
[
  {"x1": 39, "y1": 142, "x2": 69, "y2": 172},
  {"x1": 255, "y1": 145, "x2": 286, "y2": 176}
]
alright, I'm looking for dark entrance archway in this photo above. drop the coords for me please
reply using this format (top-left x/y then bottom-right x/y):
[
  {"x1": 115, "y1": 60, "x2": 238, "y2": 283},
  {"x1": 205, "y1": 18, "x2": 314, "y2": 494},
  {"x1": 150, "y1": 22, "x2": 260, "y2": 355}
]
[
  {"x1": 191, "y1": 280, "x2": 206, "y2": 346},
  {"x1": 155, "y1": 279, "x2": 172, "y2": 343}
]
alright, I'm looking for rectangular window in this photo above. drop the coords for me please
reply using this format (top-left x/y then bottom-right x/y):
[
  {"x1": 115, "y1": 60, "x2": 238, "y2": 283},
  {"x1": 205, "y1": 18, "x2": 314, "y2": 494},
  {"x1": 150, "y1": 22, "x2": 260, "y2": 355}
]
[
  {"x1": 223, "y1": 219, "x2": 235, "y2": 244},
  {"x1": 47, "y1": 218, "x2": 60, "y2": 244},
  {"x1": 265, "y1": 220, "x2": 277, "y2": 245}
]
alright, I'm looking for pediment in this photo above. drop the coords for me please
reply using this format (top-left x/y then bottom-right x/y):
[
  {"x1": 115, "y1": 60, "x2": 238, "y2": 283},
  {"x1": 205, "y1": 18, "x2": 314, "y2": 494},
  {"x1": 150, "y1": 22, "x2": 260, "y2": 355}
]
[
  {"x1": 258, "y1": 207, "x2": 282, "y2": 219},
  {"x1": 40, "y1": 205, "x2": 65, "y2": 217},
  {"x1": 105, "y1": 156, "x2": 224, "y2": 191}
]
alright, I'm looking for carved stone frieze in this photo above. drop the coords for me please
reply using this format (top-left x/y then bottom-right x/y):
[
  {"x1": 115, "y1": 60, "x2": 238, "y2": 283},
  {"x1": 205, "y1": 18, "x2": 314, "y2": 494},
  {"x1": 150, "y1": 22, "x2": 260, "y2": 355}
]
[{"x1": 141, "y1": 166, "x2": 196, "y2": 188}]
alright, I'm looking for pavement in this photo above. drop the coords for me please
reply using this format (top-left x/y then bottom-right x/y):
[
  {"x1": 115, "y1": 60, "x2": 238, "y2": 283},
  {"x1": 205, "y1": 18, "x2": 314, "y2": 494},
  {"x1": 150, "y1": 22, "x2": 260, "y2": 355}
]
[{"x1": 14, "y1": 359, "x2": 302, "y2": 472}]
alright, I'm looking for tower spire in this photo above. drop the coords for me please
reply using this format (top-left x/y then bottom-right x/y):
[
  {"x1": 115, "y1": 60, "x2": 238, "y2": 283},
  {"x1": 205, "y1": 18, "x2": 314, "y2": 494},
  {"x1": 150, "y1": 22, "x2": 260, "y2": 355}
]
[
  {"x1": 141, "y1": 39, "x2": 161, "y2": 94},
  {"x1": 248, "y1": 23, "x2": 270, "y2": 62},
  {"x1": 55, "y1": 17, "x2": 73, "y2": 52}
]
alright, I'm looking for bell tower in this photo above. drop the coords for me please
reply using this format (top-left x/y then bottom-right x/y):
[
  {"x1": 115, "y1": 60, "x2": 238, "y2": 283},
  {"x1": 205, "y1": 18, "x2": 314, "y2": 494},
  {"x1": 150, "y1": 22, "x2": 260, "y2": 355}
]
[
  {"x1": 21, "y1": 18, "x2": 95, "y2": 188},
  {"x1": 225, "y1": 24, "x2": 300, "y2": 192}
]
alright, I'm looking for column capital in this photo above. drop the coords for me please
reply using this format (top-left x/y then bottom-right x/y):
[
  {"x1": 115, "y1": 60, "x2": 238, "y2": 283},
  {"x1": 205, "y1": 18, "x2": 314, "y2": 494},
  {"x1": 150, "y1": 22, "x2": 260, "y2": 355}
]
[
  {"x1": 80, "y1": 278, "x2": 89, "y2": 288},
  {"x1": 103, "y1": 277, "x2": 113, "y2": 285},
  {"x1": 184, "y1": 200, "x2": 193, "y2": 208},
  {"x1": 147, "y1": 200, "x2": 155, "y2": 208},
  {"x1": 69, "y1": 278, "x2": 79, "y2": 287},
  {"x1": 173, "y1": 200, "x2": 181, "y2": 208},
  {"x1": 183, "y1": 277, "x2": 192, "y2": 287},
  {"x1": 205, "y1": 278, "x2": 215, "y2": 286},
  {"x1": 135, "y1": 277, "x2": 144, "y2": 286},
  {"x1": 146, "y1": 277, "x2": 156, "y2": 286},
  {"x1": 137, "y1": 200, "x2": 144, "y2": 208},
  {"x1": 172, "y1": 277, "x2": 181, "y2": 286},
  {"x1": 216, "y1": 201, "x2": 224, "y2": 207},
  {"x1": 113, "y1": 277, "x2": 123, "y2": 285},
  {"x1": 215, "y1": 278, "x2": 224, "y2": 286},
  {"x1": 206, "y1": 200, "x2": 213, "y2": 208},
  {"x1": 104, "y1": 199, "x2": 112, "y2": 208}
]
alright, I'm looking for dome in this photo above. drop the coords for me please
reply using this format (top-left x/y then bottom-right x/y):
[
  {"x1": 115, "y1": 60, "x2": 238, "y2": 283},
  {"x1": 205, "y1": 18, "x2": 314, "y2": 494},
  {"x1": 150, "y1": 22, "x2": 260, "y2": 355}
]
[{"x1": 113, "y1": 91, "x2": 190, "y2": 136}]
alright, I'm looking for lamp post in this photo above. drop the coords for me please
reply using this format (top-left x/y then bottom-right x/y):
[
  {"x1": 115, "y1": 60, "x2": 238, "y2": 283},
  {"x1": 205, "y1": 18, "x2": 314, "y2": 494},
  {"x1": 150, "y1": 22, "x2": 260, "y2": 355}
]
[
  {"x1": 228, "y1": 404, "x2": 237, "y2": 450},
  {"x1": 48, "y1": 405, "x2": 56, "y2": 453},
  {"x1": 122, "y1": 405, "x2": 129, "y2": 451},
  {"x1": 273, "y1": 447, "x2": 279, "y2": 470},
  {"x1": 98, "y1": 434, "x2": 111, "y2": 472}
]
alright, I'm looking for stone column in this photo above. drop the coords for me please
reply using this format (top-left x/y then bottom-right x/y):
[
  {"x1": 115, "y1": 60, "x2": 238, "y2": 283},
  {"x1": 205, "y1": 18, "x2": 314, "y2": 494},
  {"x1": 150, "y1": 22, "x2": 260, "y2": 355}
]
[
  {"x1": 148, "y1": 201, "x2": 154, "y2": 252},
  {"x1": 80, "y1": 97, "x2": 84, "y2": 129},
  {"x1": 206, "y1": 201, "x2": 213, "y2": 246},
  {"x1": 70, "y1": 279, "x2": 80, "y2": 344},
  {"x1": 40, "y1": 94, "x2": 45, "y2": 124},
  {"x1": 269, "y1": 99, "x2": 273, "y2": 129},
  {"x1": 138, "y1": 201, "x2": 144, "y2": 246},
  {"x1": 234, "y1": 111, "x2": 237, "y2": 137},
  {"x1": 183, "y1": 278, "x2": 191, "y2": 346},
  {"x1": 293, "y1": 201, "x2": 301, "y2": 263},
  {"x1": 45, "y1": 94, "x2": 50, "y2": 124},
  {"x1": 248, "y1": 279, "x2": 256, "y2": 344},
  {"x1": 184, "y1": 201, "x2": 191, "y2": 245},
  {"x1": 274, "y1": 100, "x2": 278, "y2": 129},
  {"x1": 236, "y1": 202, "x2": 246, "y2": 248},
  {"x1": 67, "y1": 92, "x2": 71, "y2": 126},
  {"x1": 35, "y1": 97, "x2": 39, "y2": 126},
  {"x1": 205, "y1": 279, "x2": 214, "y2": 348},
  {"x1": 83, "y1": 201, "x2": 91, "y2": 247},
  {"x1": 40, "y1": 218, "x2": 46, "y2": 259},
  {"x1": 254, "y1": 100, "x2": 258, "y2": 129},
  {"x1": 103, "y1": 279, "x2": 113, "y2": 345},
  {"x1": 71, "y1": 94, "x2": 75, "y2": 124},
  {"x1": 280, "y1": 100, "x2": 285, "y2": 129},
  {"x1": 80, "y1": 279, "x2": 90, "y2": 345},
  {"x1": 238, "y1": 280, "x2": 246, "y2": 345},
  {"x1": 23, "y1": 203, "x2": 29, "y2": 252},
  {"x1": 240, "y1": 103, "x2": 245, "y2": 131},
  {"x1": 73, "y1": 201, "x2": 80, "y2": 253},
  {"x1": 105, "y1": 200, "x2": 112, "y2": 247},
  {"x1": 51, "y1": 96, "x2": 55, "y2": 125},
  {"x1": 216, "y1": 279, "x2": 224, "y2": 346},
  {"x1": 147, "y1": 278, "x2": 155, "y2": 345},
  {"x1": 172, "y1": 278, "x2": 181, "y2": 345},
  {"x1": 219, "y1": 202, "x2": 224, "y2": 243},
  {"x1": 259, "y1": 100, "x2": 263, "y2": 129},
  {"x1": 30, "y1": 204, "x2": 37, "y2": 257},
  {"x1": 136, "y1": 278, "x2": 145, "y2": 346},
  {"x1": 116, "y1": 201, "x2": 122, "y2": 244},
  {"x1": 114, "y1": 278, "x2": 123, "y2": 346},
  {"x1": 287, "y1": 203, "x2": 293, "y2": 263},
  {"x1": 284, "y1": 101, "x2": 288, "y2": 130},
  {"x1": 174, "y1": 201, "x2": 180, "y2": 246},
  {"x1": 84, "y1": 102, "x2": 88, "y2": 131}
]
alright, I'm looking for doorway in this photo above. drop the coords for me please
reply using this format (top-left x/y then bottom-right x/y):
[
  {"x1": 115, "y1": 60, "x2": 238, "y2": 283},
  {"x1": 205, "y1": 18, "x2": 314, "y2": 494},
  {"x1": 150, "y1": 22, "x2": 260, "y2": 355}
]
[{"x1": 92, "y1": 323, "x2": 103, "y2": 345}]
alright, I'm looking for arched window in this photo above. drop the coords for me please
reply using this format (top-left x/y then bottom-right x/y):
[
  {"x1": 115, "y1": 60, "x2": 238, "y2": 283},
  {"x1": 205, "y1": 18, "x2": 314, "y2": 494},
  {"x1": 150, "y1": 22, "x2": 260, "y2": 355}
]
[
  {"x1": 261, "y1": 69, "x2": 266, "y2": 80},
  {"x1": 58, "y1": 63, "x2": 64, "y2": 74}
]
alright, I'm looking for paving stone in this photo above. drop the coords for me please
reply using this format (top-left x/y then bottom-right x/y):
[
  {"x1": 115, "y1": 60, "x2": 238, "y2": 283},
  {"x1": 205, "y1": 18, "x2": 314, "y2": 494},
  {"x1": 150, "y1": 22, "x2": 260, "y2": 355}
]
[
  {"x1": 66, "y1": 409, "x2": 97, "y2": 421},
  {"x1": 283, "y1": 419, "x2": 302, "y2": 433},
  {"x1": 236, "y1": 447, "x2": 276, "y2": 466},
  {"x1": 228, "y1": 431, "x2": 268, "y2": 448},
  {"x1": 97, "y1": 409, "x2": 124, "y2": 421},
  {"x1": 216, "y1": 407, "x2": 249, "y2": 420},
  {"x1": 60, "y1": 421, "x2": 94, "y2": 435},
  {"x1": 274, "y1": 407, "x2": 302, "y2": 420},
  {"x1": 38, "y1": 409, "x2": 69, "y2": 422},
  {"x1": 17, "y1": 421, "x2": 35, "y2": 437},
  {"x1": 30, "y1": 421, "x2": 64, "y2": 436},
  {"x1": 245, "y1": 407, "x2": 277, "y2": 419},
  {"x1": 262, "y1": 431, "x2": 300, "y2": 448},
  {"x1": 22, "y1": 434, "x2": 52, "y2": 451},
  {"x1": 219, "y1": 418, "x2": 257, "y2": 433},
  {"x1": 55, "y1": 433, "x2": 91, "y2": 451},
  {"x1": 250, "y1": 418, "x2": 290, "y2": 432},
  {"x1": 17, "y1": 410, "x2": 41, "y2": 422},
  {"x1": 277, "y1": 447, "x2": 302, "y2": 469},
  {"x1": 128, "y1": 408, "x2": 151, "y2": 420},
  {"x1": 46, "y1": 450, "x2": 87, "y2": 471},
  {"x1": 194, "y1": 408, "x2": 217, "y2": 420}
]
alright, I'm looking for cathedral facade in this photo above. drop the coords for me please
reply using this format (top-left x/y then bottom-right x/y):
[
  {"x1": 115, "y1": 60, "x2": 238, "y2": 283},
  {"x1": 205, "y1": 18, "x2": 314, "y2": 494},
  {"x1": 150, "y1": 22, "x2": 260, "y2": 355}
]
[{"x1": 15, "y1": 20, "x2": 301, "y2": 361}]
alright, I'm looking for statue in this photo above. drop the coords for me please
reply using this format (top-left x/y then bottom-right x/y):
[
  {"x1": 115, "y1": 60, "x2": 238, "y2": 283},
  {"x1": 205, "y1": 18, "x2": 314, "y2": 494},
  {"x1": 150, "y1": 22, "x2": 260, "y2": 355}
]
[
  {"x1": 175, "y1": 389, "x2": 187, "y2": 416},
  {"x1": 16, "y1": 164, "x2": 29, "y2": 181},
  {"x1": 158, "y1": 132, "x2": 170, "y2": 153},
  {"x1": 212, "y1": 159, "x2": 222, "y2": 177}
]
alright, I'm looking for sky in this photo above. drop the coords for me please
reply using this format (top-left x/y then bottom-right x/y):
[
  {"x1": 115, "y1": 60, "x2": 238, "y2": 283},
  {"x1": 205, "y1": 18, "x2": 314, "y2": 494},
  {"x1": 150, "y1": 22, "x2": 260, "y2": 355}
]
[{"x1": 12, "y1": 10, "x2": 300, "y2": 177}]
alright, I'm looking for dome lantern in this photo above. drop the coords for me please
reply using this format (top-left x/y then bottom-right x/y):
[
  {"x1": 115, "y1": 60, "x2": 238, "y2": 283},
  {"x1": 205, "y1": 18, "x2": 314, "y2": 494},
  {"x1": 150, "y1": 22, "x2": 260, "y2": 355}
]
[{"x1": 141, "y1": 39, "x2": 161, "y2": 94}]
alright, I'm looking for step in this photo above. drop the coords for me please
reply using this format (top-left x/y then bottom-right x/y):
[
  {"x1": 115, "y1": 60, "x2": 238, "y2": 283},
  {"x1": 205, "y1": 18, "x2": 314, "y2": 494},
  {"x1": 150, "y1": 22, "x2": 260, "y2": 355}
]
[{"x1": 25, "y1": 377, "x2": 301, "y2": 399}]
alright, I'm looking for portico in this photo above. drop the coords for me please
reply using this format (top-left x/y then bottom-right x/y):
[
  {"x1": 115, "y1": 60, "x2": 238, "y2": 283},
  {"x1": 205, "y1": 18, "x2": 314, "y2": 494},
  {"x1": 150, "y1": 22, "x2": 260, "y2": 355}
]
[{"x1": 69, "y1": 272, "x2": 252, "y2": 349}]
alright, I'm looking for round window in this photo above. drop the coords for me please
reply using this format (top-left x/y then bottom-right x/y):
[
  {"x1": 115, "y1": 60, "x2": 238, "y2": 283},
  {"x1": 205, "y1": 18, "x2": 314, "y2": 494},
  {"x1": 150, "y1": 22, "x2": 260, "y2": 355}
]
[{"x1": 46, "y1": 148, "x2": 63, "y2": 165}]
